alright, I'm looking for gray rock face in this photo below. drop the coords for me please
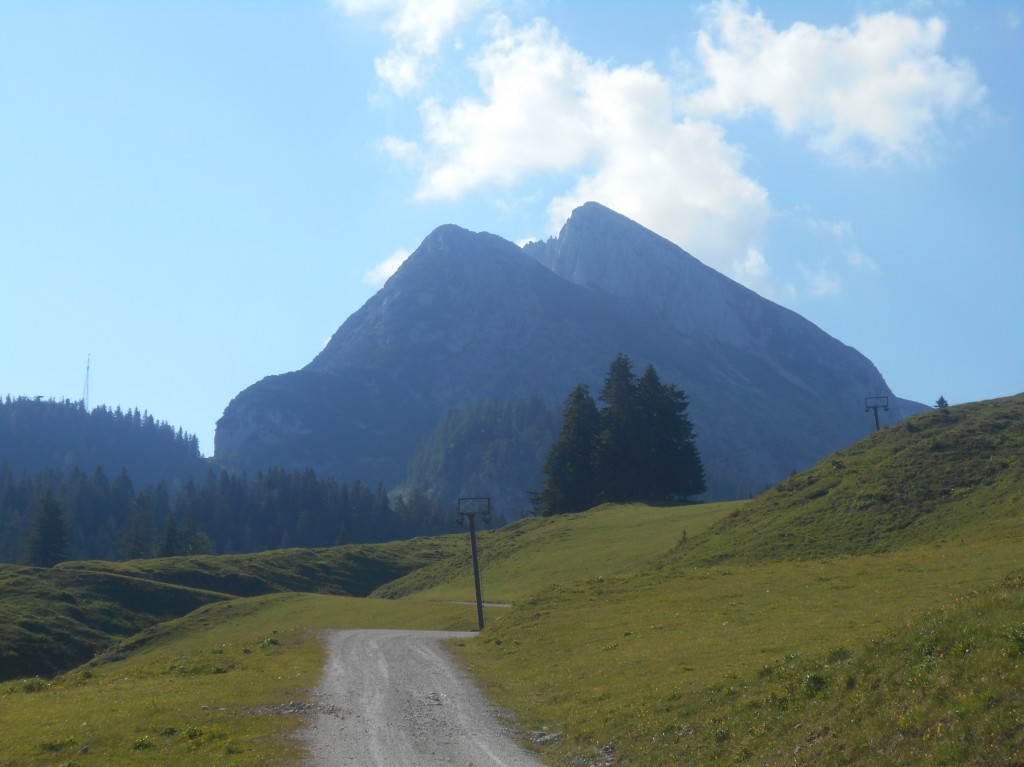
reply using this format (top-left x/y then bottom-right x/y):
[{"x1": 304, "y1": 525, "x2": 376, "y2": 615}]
[{"x1": 215, "y1": 203, "x2": 924, "y2": 506}]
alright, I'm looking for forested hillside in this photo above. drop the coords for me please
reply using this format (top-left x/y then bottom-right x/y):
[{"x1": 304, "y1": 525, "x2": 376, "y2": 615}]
[
  {"x1": 0, "y1": 396, "x2": 205, "y2": 487},
  {"x1": 0, "y1": 465, "x2": 457, "y2": 564},
  {"x1": 404, "y1": 397, "x2": 560, "y2": 518},
  {"x1": 0, "y1": 397, "x2": 459, "y2": 564}
]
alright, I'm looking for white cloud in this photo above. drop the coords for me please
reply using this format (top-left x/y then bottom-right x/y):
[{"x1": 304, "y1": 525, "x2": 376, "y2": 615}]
[
  {"x1": 800, "y1": 263, "x2": 842, "y2": 297},
  {"x1": 807, "y1": 217, "x2": 852, "y2": 239},
  {"x1": 412, "y1": 16, "x2": 597, "y2": 198},
  {"x1": 845, "y1": 248, "x2": 879, "y2": 272},
  {"x1": 350, "y1": 2, "x2": 983, "y2": 299},
  {"x1": 377, "y1": 135, "x2": 421, "y2": 165},
  {"x1": 382, "y1": 14, "x2": 774, "y2": 287},
  {"x1": 545, "y1": 115, "x2": 770, "y2": 283},
  {"x1": 337, "y1": 0, "x2": 488, "y2": 95},
  {"x1": 804, "y1": 214, "x2": 879, "y2": 276},
  {"x1": 685, "y1": 1, "x2": 986, "y2": 164},
  {"x1": 364, "y1": 247, "x2": 412, "y2": 285}
]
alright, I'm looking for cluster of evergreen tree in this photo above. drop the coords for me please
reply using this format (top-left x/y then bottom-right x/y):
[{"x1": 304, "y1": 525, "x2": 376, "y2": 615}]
[
  {"x1": 1, "y1": 464, "x2": 457, "y2": 566},
  {"x1": 405, "y1": 397, "x2": 561, "y2": 518},
  {"x1": 0, "y1": 396, "x2": 206, "y2": 488},
  {"x1": 532, "y1": 354, "x2": 705, "y2": 515}
]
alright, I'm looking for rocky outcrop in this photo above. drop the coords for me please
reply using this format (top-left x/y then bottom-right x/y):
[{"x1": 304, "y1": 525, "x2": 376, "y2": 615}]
[{"x1": 215, "y1": 203, "x2": 925, "y2": 509}]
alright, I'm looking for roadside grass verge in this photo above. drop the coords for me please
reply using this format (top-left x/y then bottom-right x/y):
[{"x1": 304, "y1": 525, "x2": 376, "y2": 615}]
[
  {"x1": 452, "y1": 536, "x2": 1023, "y2": 765},
  {"x1": 0, "y1": 593, "x2": 489, "y2": 767}
]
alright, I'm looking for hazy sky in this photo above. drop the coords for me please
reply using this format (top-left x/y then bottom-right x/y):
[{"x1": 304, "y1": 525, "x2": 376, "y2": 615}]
[{"x1": 2, "y1": 1, "x2": 1021, "y2": 457}]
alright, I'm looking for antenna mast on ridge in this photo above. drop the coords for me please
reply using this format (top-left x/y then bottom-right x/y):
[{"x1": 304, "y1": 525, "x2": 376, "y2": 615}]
[{"x1": 82, "y1": 354, "x2": 90, "y2": 411}]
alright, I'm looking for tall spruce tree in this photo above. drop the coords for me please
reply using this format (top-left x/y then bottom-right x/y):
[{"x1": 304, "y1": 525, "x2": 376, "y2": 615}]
[
  {"x1": 635, "y1": 364, "x2": 706, "y2": 501},
  {"x1": 23, "y1": 490, "x2": 70, "y2": 567},
  {"x1": 535, "y1": 355, "x2": 706, "y2": 514},
  {"x1": 598, "y1": 353, "x2": 642, "y2": 502},
  {"x1": 119, "y1": 492, "x2": 154, "y2": 560},
  {"x1": 157, "y1": 512, "x2": 180, "y2": 557},
  {"x1": 531, "y1": 384, "x2": 602, "y2": 515}
]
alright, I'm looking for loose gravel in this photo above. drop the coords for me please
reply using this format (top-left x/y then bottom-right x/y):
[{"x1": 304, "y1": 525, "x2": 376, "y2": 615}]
[{"x1": 301, "y1": 629, "x2": 547, "y2": 766}]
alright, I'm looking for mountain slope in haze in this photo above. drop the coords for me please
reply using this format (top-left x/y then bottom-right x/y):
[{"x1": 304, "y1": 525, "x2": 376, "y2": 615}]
[{"x1": 215, "y1": 203, "x2": 925, "y2": 510}]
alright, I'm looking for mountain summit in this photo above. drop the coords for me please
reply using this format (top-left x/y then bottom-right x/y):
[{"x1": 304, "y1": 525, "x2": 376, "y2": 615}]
[{"x1": 215, "y1": 203, "x2": 923, "y2": 510}]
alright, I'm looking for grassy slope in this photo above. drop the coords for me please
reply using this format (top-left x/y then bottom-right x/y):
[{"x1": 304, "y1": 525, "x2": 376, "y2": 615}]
[
  {"x1": 374, "y1": 501, "x2": 734, "y2": 602},
  {"x1": 2, "y1": 394, "x2": 1021, "y2": 766},
  {"x1": 452, "y1": 395, "x2": 1024, "y2": 765},
  {"x1": 1, "y1": 536, "x2": 462, "y2": 683},
  {"x1": 0, "y1": 567, "x2": 225, "y2": 681},
  {"x1": 0, "y1": 593, "x2": 488, "y2": 767},
  {"x1": 56, "y1": 536, "x2": 463, "y2": 598},
  {"x1": 678, "y1": 394, "x2": 1024, "y2": 564},
  {"x1": 0, "y1": 503, "x2": 731, "y2": 766}
]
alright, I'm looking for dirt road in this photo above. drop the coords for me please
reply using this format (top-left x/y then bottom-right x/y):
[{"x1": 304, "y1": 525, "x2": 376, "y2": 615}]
[{"x1": 301, "y1": 629, "x2": 547, "y2": 766}]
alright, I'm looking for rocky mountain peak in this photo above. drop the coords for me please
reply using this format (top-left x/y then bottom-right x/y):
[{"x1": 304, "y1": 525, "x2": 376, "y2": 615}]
[
  {"x1": 525, "y1": 203, "x2": 756, "y2": 345},
  {"x1": 215, "y1": 203, "x2": 924, "y2": 509}
]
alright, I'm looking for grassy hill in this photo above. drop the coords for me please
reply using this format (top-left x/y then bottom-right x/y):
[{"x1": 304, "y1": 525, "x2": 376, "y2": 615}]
[
  {"x1": 677, "y1": 394, "x2": 1023, "y2": 564},
  {"x1": 0, "y1": 565, "x2": 224, "y2": 680},
  {"x1": 1, "y1": 536, "x2": 463, "y2": 682},
  {"x1": 1, "y1": 394, "x2": 1021, "y2": 766},
  {"x1": 451, "y1": 394, "x2": 1024, "y2": 765},
  {"x1": 373, "y1": 500, "x2": 735, "y2": 602}
]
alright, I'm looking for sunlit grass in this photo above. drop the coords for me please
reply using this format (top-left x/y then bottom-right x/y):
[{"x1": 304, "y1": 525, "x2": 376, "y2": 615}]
[
  {"x1": 3, "y1": 396, "x2": 1021, "y2": 766},
  {"x1": 0, "y1": 594, "x2": 486, "y2": 767},
  {"x1": 377, "y1": 501, "x2": 736, "y2": 603},
  {"x1": 452, "y1": 535, "x2": 1023, "y2": 765}
]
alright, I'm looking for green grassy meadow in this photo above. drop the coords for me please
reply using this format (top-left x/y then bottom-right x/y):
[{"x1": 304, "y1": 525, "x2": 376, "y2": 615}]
[
  {"x1": 1, "y1": 394, "x2": 1021, "y2": 766},
  {"x1": 1, "y1": 593, "x2": 488, "y2": 767}
]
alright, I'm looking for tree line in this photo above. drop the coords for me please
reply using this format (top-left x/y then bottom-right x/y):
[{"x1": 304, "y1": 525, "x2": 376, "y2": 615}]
[
  {"x1": 2, "y1": 464, "x2": 458, "y2": 567},
  {"x1": 531, "y1": 354, "x2": 705, "y2": 515},
  {"x1": 0, "y1": 396, "x2": 206, "y2": 488}
]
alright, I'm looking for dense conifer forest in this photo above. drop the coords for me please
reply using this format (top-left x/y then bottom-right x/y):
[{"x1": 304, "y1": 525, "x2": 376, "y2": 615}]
[
  {"x1": 0, "y1": 396, "x2": 205, "y2": 488},
  {"x1": 0, "y1": 398, "x2": 458, "y2": 565},
  {"x1": 0, "y1": 464, "x2": 457, "y2": 564},
  {"x1": 404, "y1": 397, "x2": 561, "y2": 518}
]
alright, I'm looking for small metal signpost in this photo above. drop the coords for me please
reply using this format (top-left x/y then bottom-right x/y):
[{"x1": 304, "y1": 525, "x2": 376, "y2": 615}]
[{"x1": 456, "y1": 497, "x2": 490, "y2": 631}]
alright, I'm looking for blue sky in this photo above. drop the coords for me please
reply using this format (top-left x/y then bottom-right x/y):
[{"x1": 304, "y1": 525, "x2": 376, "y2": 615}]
[{"x1": 1, "y1": 0, "x2": 1021, "y2": 457}]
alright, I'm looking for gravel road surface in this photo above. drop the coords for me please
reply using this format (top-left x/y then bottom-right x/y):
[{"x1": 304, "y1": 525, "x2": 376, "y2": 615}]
[{"x1": 301, "y1": 629, "x2": 547, "y2": 766}]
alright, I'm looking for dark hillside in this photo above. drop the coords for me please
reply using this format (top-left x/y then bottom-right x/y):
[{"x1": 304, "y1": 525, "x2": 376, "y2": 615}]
[
  {"x1": 54, "y1": 536, "x2": 461, "y2": 599},
  {"x1": 0, "y1": 396, "x2": 206, "y2": 488},
  {"x1": 404, "y1": 397, "x2": 561, "y2": 515},
  {"x1": 0, "y1": 565, "x2": 223, "y2": 681},
  {"x1": 675, "y1": 393, "x2": 1024, "y2": 564},
  {"x1": 0, "y1": 535, "x2": 461, "y2": 682}
]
